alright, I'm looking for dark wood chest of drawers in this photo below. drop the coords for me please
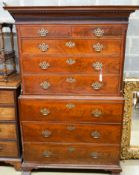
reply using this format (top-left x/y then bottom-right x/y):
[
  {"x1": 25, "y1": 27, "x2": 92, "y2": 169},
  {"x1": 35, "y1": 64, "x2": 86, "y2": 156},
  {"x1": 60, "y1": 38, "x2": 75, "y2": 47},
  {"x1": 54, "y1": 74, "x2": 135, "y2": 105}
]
[
  {"x1": 6, "y1": 5, "x2": 139, "y2": 175},
  {"x1": 0, "y1": 74, "x2": 21, "y2": 170}
]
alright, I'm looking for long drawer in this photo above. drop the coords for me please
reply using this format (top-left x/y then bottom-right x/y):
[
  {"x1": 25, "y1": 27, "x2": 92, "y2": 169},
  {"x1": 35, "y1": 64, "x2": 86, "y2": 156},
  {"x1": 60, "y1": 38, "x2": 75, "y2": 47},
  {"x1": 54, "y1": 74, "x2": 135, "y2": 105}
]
[
  {"x1": 0, "y1": 123, "x2": 17, "y2": 140},
  {"x1": 0, "y1": 141, "x2": 18, "y2": 158},
  {"x1": 21, "y1": 39, "x2": 122, "y2": 56},
  {"x1": 19, "y1": 97, "x2": 123, "y2": 123},
  {"x1": 23, "y1": 142, "x2": 120, "y2": 164},
  {"x1": 22, "y1": 74, "x2": 120, "y2": 95},
  {"x1": 19, "y1": 24, "x2": 125, "y2": 38},
  {"x1": 22, "y1": 122, "x2": 121, "y2": 144},
  {"x1": 21, "y1": 55, "x2": 121, "y2": 74}
]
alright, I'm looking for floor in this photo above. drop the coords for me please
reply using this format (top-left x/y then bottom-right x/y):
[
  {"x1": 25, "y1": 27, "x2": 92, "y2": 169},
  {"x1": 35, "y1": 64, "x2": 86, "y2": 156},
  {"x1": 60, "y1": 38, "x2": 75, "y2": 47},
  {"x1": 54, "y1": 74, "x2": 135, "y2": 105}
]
[{"x1": 0, "y1": 160, "x2": 139, "y2": 175}]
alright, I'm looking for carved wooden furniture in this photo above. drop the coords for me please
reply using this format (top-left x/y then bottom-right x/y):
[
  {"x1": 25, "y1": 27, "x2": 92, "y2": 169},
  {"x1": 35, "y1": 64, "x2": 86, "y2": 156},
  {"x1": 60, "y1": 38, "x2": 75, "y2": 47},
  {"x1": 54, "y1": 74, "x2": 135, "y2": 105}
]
[
  {"x1": 0, "y1": 74, "x2": 21, "y2": 170},
  {"x1": 0, "y1": 23, "x2": 16, "y2": 82},
  {"x1": 5, "y1": 5, "x2": 139, "y2": 175}
]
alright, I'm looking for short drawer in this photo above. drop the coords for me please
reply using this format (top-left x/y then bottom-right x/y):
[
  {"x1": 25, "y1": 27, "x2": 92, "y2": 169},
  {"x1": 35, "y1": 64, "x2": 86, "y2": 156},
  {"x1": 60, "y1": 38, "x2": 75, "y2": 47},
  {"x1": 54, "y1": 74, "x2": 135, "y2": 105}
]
[
  {"x1": 21, "y1": 55, "x2": 121, "y2": 74},
  {"x1": 22, "y1": 122, "x2": 121, "y2": 144},
  {"x1": 19, "y1": 25, "x2": 71, "y2": 38},
  {"x1": 0, "y1": 107, "x2": 15, "y2": 121},
  {"x1": 0, "y1": 91, "x2": 14, "y2": 104},
  {"x1": 21, "y1": 39, "x2": 122, "y2": 56},
  {"x1": 72, "y1": 25, "x2": 126, "y2": 38},
  {"x1": 0, "y1": 141, "x2": 18, "y2": 158},
  {"x1": 19, "y1": 97, "x2": 123, "y2": 123},
  {"x1": 0, "y1": 124, "x2": 17, "y2": 140},
  {"x1": 23, "y1": 142, "x2": 120, "y2": 164},
  {"x1": 22, "y1": 74, "x2": 120, "y2": 95}
]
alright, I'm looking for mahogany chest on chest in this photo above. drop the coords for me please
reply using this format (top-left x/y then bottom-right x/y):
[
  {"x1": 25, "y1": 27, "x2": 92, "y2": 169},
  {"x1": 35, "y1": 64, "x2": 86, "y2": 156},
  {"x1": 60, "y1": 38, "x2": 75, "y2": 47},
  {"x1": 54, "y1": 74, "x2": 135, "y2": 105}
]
[{"x1": 6, "y1": 5, "x2": 139, "y2": 175}]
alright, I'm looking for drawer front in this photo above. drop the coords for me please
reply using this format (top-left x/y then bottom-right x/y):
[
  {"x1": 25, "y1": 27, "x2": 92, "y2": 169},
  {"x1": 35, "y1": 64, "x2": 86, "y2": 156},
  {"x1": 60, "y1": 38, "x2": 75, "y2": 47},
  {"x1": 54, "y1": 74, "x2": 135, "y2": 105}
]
[
  {"x1": 21, "y1": 39, "x2": 122, "y2": 56},
  {"x1": 0, "y1": 124, "x2": 17, "y2": 140},
  {"x1": 19, "y1": 25, "x2": 71, "y2": 38},
  {"x1": 22, "y1": 123, "x2": 121, "y2": 144},
  {"x1": 19, "y1": 98, "x2": 123, "y2": 123},
  {"x1": 0, "y1": 91, "x2": 14, "y2": 104},
  {"x1": 22, "y1": 75, "x2": 120, "y2": 95},
  {"x1": 24, "y1": 143, "x2": 120, "y2": 164},
  {"x1": 0, "y1": 141, "x2": 18, "y2": 158},
  {"x1": 21, "y1": 55, "x2": 121, "y2": 74},
  {"x1": 72, "y1": 25, "x2": 125, "y2": 38},
  {"x1": 19, "y1": 24, "x2": 125, "y2": 38},
  {"x1": 0, "y1": 107, "x2": 15, "y2": 121}
]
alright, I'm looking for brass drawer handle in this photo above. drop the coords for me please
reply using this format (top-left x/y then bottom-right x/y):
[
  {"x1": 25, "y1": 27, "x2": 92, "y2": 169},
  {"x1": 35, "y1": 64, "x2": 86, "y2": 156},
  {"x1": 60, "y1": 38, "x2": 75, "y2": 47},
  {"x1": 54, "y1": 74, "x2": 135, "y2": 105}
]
[
  {"x1": 40, "y1": 108, "x2": 50, "y2": 116},
  {"x1": 66, "y1": 58, "x2": 76, "y2": 65},
  {"x1": 43, "y1": 151, "x2": 52, "y2": 158},
  {"x1": 66, "y1": 77, "x2": 76, "y2": 83},
  {"x1": 66, "y1": 103, "x2": 75, "y2": 109},
  {"x1": 39, "y1": 61, "x2": 50, "y2": 70},
  {"x1": 42, "y1": 130, "x2": 52, "y2": 138},
  {"x1": 67, "y1": 147, "x2": 75, "y2": 153},
  {"x1": 67, "y1": 125, "x2": 76, "y2": 131},
  {"x1": 40, "y1": 81, "x2": 51, "y2": 90},
  {"x1": 93, "y1": 43, "x2": 103, "y2": 52},
  {"x1": 65, "y1": 41, "x2": 75, "y2": 48},
  {"x1": 93, "y1": 28, "x2": 104, "y2": 37},
  {"x1": 91, "y1": 81, "x2": 103, "y2": 90},
  {"x1": 92, "y1": 109, "x2": 102, "y2": 118},
  {"x1": 38, "y1": 28, "x2": 49, "y2": 37},
  {"x1": 90, "y1": 152, "x2": 99, "y2": 159},
  {"x1": 91, "y1": 131, "x2": 100, "y2": 139},
  {"x1": 92, "y1": 62, "x2": 103, "y2": 71},
  {"x1": 39, "y1": 43, "x2": 49, "y2": 52}
]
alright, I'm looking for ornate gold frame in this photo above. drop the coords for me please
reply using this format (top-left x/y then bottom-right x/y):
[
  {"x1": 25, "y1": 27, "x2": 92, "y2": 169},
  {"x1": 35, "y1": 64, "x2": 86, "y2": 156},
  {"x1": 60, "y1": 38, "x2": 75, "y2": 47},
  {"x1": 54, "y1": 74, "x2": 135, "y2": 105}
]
[{"x1": 121, "y1": 78, "x2": 139, "y2": 159}]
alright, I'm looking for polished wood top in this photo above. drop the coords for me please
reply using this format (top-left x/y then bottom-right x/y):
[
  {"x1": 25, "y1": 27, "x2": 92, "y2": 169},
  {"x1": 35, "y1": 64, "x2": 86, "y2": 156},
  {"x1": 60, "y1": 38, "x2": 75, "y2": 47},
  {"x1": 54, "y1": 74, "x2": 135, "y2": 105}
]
[{"x1": 4, "y1": 5, "x2": 139, "y2": 11}]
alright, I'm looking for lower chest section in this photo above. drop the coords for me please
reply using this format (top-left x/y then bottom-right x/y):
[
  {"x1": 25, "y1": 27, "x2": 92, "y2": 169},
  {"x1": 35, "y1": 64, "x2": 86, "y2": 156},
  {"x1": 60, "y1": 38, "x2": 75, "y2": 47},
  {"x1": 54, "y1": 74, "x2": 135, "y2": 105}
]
[{"x1": 20, "y1": 96, "x2": 123, "y2": 165}]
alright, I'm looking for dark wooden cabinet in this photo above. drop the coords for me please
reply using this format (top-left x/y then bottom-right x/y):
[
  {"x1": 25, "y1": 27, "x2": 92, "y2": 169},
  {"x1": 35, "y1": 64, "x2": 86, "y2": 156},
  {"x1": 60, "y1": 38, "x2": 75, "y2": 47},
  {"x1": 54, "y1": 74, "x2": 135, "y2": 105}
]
[
  {"x1": 0, "y1": 74, "x2": 21, "y2": 170},
  {"x1": 6, "y1": 5, "x2": 139, "y2": 175}
]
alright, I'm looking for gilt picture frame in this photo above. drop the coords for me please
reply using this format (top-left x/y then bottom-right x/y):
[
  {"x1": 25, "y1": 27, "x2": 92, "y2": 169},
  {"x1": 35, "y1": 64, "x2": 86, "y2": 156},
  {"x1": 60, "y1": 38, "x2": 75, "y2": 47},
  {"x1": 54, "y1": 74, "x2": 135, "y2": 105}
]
[{"x1": 121, "y1": 78, "x2": 139, "y2": 159}]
